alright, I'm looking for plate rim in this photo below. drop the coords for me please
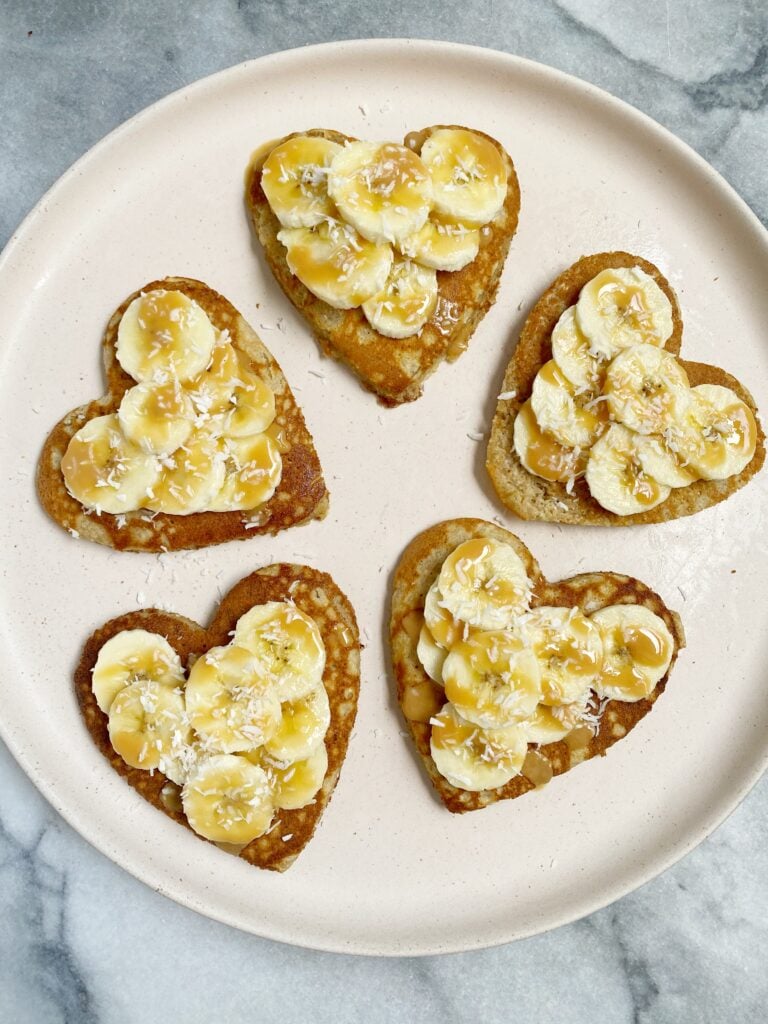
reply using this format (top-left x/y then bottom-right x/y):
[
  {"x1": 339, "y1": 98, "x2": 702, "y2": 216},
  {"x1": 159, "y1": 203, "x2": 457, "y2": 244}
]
[{"x1": 1, "y1": 38, "x2": 767, "y2": 956}]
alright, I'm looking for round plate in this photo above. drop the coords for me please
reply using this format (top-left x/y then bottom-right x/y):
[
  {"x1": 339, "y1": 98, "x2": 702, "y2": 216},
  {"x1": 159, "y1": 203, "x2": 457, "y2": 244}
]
[{"x1": 1, "y1": 40, "x2": 766, "y2": 956}]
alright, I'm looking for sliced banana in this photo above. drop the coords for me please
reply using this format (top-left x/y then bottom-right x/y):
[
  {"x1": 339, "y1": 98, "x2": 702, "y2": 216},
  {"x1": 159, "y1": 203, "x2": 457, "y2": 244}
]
[
  {"x1": 420, "y1": 128, "x2": 507, "y2": 227},
  {"x1": 423, "y1": 580, "x2": 468, "y2": 649},
  {"x1": 92, "y1": 629, "x2": 185, "y2": 714},
  {"x1": 116, "y1": 289, "x2": 217, "y2": 383},
  {"x1": 327, "y1": 141, "x2": 432, "y2": 246},
  {"x1": 674, "y1": 384, "x2": 757, "y2": 481},
  {"x1": 108, "y1": 678, "x2": 192, "y2": 781},
  {"x1": 437, "y1": 537, "x2": 532, "y2": 630},
  {"x1": 633, "y1": 431, "x2": 698, "y2": 488},
  {"x1": 185, "y1": 644, "x2": 281, "y2": 753},
  {"x1": 268, "y1": 743, "x2": 328, "y2": 811},
  {"x1": 530, "y1": 360, "x2": 608, "y2": 448},
  {"x1": 575, "y1": 266, "x2": 674, "y2": 358},
  {"x1": 209, "y1": 433, "x2": 282, "y2": 512},
  {"x1": 118, "y1": 379, "x2": 194, "y2": 455},
  {"x1": 430, "y1": 703, "x2": 528, "y2": 792},
  {"x1": 524, "y1": 606, "x2": 603, "y2": 705},
  {"x1": 261, "y1": 135, "x2": 342, "y2": 228},
  {"x1": 551, "y1": 306, "x2": 604, "y2": 391},
  {"x1": 524, "y1": 695, "x2": 592, "y2": 745},
  {"x1": 264, "y1": 685, "x2": 330, "y2": 762},
  {"x1": 397, "y1": 214, "x2": 480, "y2": 271},
  {"x1": 61, "y1": 414, "x2": 161, "y2": 514},
  {"x1": 278, "y1": 219, "x2": 393, "y2": 309},
  {"x1": 416, "y1": 623, "x2": 448, "y2": 684},
  {"x1": 604, "y1": 344, "x2": 689, "y2": 435},
  {"x1": 221, "y1": 371, "x2": 276, "y2": 438},
  {"x1": 591, "y1": 604, "x2": 674, "y2": 701},
  {"x1": 234, "y1": 601, "x2": 326, "y2": 702},
  {"x1": 442, "y1": 630, "x2": 541, "y2": 728},
  {"x1": 361, "y1": 257, "x2": 438, "y2": 338},
  {"x1": 513, "y1": 400, "x2": 587, "y2": 484},
  {"x1": 586, "y1": 424, "x2": 671, "y2": 515},
  {"x1": 186, "y1": 341, "x2": 245, "y2": 419},
  {"x1": 182, "y1": 753, "x2": 274, "y2": 844},
  {"x1": 147, "y1": 433, "x2": 226, "y2": 515}
]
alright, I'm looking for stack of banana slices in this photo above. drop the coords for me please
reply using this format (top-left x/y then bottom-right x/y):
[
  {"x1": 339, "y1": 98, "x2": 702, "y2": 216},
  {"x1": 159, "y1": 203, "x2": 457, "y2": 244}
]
[
  {"x1": 513, "y1": 267, "x2": 758, "y2": 514},
  {"x1": 415, "y1": 538, "x2": 674, "y2": 791},
  {"x1": 260, "y1": 129, "x2": 508, "y2": 338},
  {"x1": 92, "y1": 601, "x2": 330, "y2": 845},
  {"x1": 62, "y1": 289, "x2": 283, "y2": 516}
]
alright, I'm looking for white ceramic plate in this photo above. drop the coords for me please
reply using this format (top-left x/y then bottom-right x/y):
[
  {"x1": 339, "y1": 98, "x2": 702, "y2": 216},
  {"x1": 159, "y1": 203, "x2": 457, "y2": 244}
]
[{"x1": 1, "y1": 40, "x2": 766, "y2": 956}]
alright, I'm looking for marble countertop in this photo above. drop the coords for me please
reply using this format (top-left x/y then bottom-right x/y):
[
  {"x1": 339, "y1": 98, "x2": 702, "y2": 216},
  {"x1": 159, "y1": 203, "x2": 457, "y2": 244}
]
[{"x1": 2, "y1": 2, "x2": 767, "y2": 1021}]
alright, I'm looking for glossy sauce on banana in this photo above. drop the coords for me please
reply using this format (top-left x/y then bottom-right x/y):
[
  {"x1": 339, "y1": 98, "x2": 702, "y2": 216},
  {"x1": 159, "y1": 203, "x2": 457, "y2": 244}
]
[{"x1": 517, "y1": 401, "x2": 586, "y2": 482}]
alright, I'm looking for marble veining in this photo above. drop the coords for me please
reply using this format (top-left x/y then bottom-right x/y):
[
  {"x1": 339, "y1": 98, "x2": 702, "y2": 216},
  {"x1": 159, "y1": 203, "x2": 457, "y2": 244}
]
[{"x1": 1, "y1": 1, "x2": 767, "y2": 1021}]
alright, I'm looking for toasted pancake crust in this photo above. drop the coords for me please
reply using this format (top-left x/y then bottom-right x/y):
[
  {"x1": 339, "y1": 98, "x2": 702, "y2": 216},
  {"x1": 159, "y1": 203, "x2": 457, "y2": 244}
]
[
  {"x1": 486, "y1": 252, "x2": 765, "y2": 525},
  {"x1": 75, "y1": 564, "x2": 360, "y2": 871},
  {"x1": 390, "y1": 518, "x2": 685, "y2": 814},
  {"x1": 37, "y1": 277, "x2": 329, "y2": 551},
  {"x1": 247, "y1": 126, "x2": 521, "y2": 406}
]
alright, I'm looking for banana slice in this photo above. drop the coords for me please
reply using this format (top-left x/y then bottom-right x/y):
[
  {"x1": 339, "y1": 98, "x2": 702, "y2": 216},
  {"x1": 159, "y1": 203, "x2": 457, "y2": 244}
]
[
  {"x1": 586, "y1": 424, "x2": 671, "y2": 515},
  {"x1": 92, "y1": 629, "x2": 185, "y2": 714},
  {"x1": 268, "y1": 744, "x2": 328, "y2": 811},
  {"x1": 550, "y1": 306, "x2": 604, "y2": 391},
  {"x1": 185, "y1": 644, "x2": 281, "y2": 753},
  {"x1": 182, "y1": 753, "x2": 274, "y2": 844},
  {"x1": 530, "y1": 360, "x2": 608, "y2": 448},
  {"x1": 524, "y1": 695, "x2": 592, "y2": 745},
  {"x1": 116, "y1": 290, "x2": 217, "y2": 383},
  {"x1": 263, "y1": 685, "x2": 330, "y2": 762},
  {"x1": 61, "y1": 414, "x2": 161, "y2": 514},
  {"x1": 575, "y1": 266, "x2": 674, "y2": 358},
  {"x1": 327, "y1": 141, "x2": 432, "y2": 246},
  {"x1": 420, "y1": 128, "x2": 507, "y2": 227},
  {"x1": 186, "y1": 341, "x2": 245, "y2": 419},
  {"x1": 442, "y1": 630, "x2": 541, "y2": 728},
  {"x1": 397, "y1": 214, "x2": 480, "y2": 271},
  {"x1": 118, "y1": 379, "x2": 194, "y2": 455},
  {"x1": 591, "y1": 604, "x2": 674, "y2": 701},
  {"x1": 261, "y1": 135, "x2": 343, "y2": 228},
  {"x1": 437, "y1": 537, "x2": 532, "y2": 630},
  {"x1": 416, "y1": 623, "x2": 448, "y2": 684},
  {"x1": 673, "y1": 384, "x2": 757, "y2": 481},
  {"x1": 108, "y1": 678, "x2": 192, "y2": 781},
  {"x1": 513, "y1": 400, "x2": 587, "y2": 484},
  {"x1": 234, "y1": 602, "x2": 325, "y2": 702},
  {"x1": 209, "y1": 433, "x2": 282, "y2": 512},
  {"x1": 361, "y1": 257, "x2": 438, "y2": 339},
  {"x1": 524, "y1": 606, "x2": 603, "y2": 706},
  {"x1": 278, "y1": 219, "x2": 393, "y2": 309},
  {"x1": 430, "y1": 703, "x2": 528, "y2": 792},
  {"x1": 633, "y1": 432, "x2": 699, "y2": 488},
  {"x1": 147, "y1": 434, "x2": 226, "y2": 515},
  {"x1": 604, "y1": 344, "x2": 689, "y2": 435},
  {"x1": 221, "y1": 371, "x2": 276, "y2": 438},
  {"x1": 423, "y1": 580, "x2": 469, "y2": 648}
]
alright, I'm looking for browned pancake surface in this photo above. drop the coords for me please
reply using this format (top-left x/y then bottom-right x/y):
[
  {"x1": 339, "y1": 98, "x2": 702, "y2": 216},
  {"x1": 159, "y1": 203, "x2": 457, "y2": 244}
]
[
  {"x1": 247, "y1": 126, "x2": 521, "y2": 406},
  {"x1": 390, "y1": 518, "x2": 685, "y2": 813},
  {"x1": 76, "y1": 564, "x2": 360, "y2": 871},
  {"x1": 486, "y1": 252, "x2": 765, "y2": 525},
  {"x1": 37, "y1": 277, "x2": 329, "y2": 551}
]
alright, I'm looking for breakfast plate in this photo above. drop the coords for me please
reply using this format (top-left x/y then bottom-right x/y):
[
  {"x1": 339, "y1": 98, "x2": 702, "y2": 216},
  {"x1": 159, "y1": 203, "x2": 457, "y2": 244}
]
[{"x1": 0, "y1": 39, "x2": 766, "y2": 955}]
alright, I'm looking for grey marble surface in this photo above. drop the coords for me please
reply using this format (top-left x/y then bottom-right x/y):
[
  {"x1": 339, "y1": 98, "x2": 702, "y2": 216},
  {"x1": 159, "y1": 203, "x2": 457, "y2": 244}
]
[{"x1": 2, "y1": 1, "x2": 767, "y2": 1021}]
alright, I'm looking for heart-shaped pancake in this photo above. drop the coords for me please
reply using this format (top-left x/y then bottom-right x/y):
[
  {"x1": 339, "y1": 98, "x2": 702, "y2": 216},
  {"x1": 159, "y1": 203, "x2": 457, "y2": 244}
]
[
  {"x1": 487, "y1": 252, "x2": 764, "y2": 525},
  {"x1": 37, "y1": 277, "x2": 328, "y2": 551},
  {"x1": 390, "y1": 518, "x2": 684, "y2": 813},
  {"x1": 247, "y1": 126, "x2": 521, "y2": 406},
  {"x1": 77, "y1": 563, "x2": 359, "y2": 871}
]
